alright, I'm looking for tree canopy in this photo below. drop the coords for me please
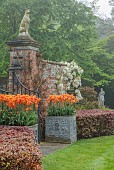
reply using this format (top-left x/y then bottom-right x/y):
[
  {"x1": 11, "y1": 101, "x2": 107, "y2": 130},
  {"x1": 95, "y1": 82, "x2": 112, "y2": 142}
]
[
  {"x1": 87, "y1": 34, "x2": 114, "y2": 85},
  {"x1": 0, "y1": 0, "x2": 97, "y2": 76},
  {"x1": 0, "y1": 0, "x2": 114, "y2": 89}
]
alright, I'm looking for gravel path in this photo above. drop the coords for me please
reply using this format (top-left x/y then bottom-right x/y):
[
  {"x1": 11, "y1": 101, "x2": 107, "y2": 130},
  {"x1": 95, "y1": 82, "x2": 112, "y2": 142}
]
[{"x1": 40, "y1": 142, "x2": 69, "y2": 156}]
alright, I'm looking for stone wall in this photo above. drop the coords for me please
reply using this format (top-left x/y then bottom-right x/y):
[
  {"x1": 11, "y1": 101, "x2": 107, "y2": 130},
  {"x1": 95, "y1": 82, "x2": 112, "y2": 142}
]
[
  {"x1": 0, "y1": 77, "x2": 8, "y2": 89},
  {"x1": 7, "y1": 35, "x2": 67, "y2": 121},
  {"x1": 39, "y1": 59, "x2": 66, "y2": 95},
  {"x1": 8, "y1": 47, "x2": 66, "y2": 97},
  {"x1": 9, "y1": 47, "x2": 40, "y2": 91}
]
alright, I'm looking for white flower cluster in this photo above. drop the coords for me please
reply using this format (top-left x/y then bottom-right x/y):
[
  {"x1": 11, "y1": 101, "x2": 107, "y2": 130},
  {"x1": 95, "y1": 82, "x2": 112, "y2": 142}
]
[{"x1": 57, "y1": 61, "x2": 83, "y2": 100}]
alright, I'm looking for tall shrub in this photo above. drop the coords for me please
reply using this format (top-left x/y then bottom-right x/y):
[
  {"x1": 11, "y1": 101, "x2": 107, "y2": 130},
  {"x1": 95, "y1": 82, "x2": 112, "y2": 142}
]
[{"x1": 77, "y1": 86, "x2": 99, "y2": 109}]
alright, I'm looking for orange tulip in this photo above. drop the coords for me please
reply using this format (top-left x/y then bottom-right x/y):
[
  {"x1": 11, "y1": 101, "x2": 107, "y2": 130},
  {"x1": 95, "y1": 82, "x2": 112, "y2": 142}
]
[
  {"x1": 46, "y1": 94, "x2": 78, "y2": 105},
  {"x1": 0, "y1": 94, "x2": 40, "y2": 113}
]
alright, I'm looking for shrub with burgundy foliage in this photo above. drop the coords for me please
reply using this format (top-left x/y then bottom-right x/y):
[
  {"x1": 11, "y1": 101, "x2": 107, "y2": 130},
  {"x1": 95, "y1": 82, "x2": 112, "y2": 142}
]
[
  {"x1": 0, "y1": 126, "x2": 42, "y2": 170},
  {"x1": 77, "y1": 109, "x2": 114, "y2": 139},
  {"x1": 77, "y1": 87, "x2": 99, "y2": 109}
]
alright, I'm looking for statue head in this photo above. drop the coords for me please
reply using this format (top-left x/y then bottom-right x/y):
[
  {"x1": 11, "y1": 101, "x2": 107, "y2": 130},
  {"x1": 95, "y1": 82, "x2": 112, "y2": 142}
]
[
  {"x1": 25, "y1": 9, "x2": 30, "y2": 14},
  {"x1": 101, "y1": 88, "x2": 103, "y2": 92}
]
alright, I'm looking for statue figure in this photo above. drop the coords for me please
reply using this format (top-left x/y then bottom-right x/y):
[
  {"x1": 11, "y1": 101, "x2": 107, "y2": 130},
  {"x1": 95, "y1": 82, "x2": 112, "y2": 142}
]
[
  {"x1": 98, "y1": 88, "x2": 105, "y2": 107},
  {"x1": 19, "y1": 9, "x2": 30, "y2": 35}
]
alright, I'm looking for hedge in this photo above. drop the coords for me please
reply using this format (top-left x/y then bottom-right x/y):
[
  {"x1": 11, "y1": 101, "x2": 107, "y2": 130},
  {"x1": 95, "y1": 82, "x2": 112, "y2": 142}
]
[
  {"x1": 77, "y1": 109, "x2": 114, "y2": 139},
  {"x1": 0, "y1": 126, "x2": 42, "y2": 170}
]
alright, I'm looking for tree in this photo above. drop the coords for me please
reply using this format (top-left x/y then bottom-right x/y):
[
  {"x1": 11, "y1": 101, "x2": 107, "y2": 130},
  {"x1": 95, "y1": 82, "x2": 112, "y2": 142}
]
[
  {"x1": 96, "y1": 17, "x2": 114, "y2": 39},
  {"x1": 85, "y1": 34, "x2": 114, "y2": 109},
  {"x1": 0, "y1": 0, "x2": 97, "y2": 77},
  {"x1": 109, "y1": 0, "x2": 114, "y2": 17},
  {"x1": 88, "y1": 34, "x2": 114, "y2": 85},
  {"x1": 0, "y1": 0, "x2": 33, "y2": 76}
]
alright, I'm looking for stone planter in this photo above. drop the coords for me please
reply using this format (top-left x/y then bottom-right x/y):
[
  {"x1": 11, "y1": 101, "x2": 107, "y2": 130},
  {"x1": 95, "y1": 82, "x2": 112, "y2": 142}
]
[
  {"x1": 45, "y1": 115, "x2": 77, "y2": 143},
  {"x1": 28, "y1": 124, "x2": 38, "y2": 142}
]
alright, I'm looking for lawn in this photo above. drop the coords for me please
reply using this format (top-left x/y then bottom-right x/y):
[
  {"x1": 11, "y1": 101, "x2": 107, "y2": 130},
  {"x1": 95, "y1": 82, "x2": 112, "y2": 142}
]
[{"x1": 42, "y1": 135, "x2": 114, "y2": 170}]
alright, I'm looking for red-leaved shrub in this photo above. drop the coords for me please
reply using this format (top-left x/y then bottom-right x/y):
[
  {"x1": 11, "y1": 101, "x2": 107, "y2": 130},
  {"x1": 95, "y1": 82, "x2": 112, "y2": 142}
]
[
  {"x1": 76, "y1": 87, "x2": 99, "y2": 109},
  {"x1": 77, "y1": 109, "x2": 114, "y2": 139},
  {"x1": 0, "y1": 126, "x2": 42, "y2": 170}
]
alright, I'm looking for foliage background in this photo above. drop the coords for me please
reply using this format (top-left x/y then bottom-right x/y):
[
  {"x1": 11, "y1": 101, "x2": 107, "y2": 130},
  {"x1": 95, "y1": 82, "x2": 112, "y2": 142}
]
[
  {"x1": 0, "y1": 0, "x2": 97, "y2": 77},
  {"x1": 0, "y1": 0, "x2": 114, "y2": 108}
]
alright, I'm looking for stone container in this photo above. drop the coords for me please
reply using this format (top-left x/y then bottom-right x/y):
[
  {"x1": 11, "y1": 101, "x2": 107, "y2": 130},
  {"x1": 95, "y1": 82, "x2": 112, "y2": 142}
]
[
  {"x1": 45, "y1": 115, "x2": 77, "y2": 143},
  {"x1": 28, "y1": 124, "x2": 38, "y2": 142}
]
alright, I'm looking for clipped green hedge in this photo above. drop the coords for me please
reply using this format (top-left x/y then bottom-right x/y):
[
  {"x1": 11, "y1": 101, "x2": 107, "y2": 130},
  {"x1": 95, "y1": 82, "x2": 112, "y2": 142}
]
[
  {"x1": 77, "y1": 109, "x2": 114, "y2": 139},
  {"x1": 0, "y1": 126, "x2": 42, "y2": 170}
]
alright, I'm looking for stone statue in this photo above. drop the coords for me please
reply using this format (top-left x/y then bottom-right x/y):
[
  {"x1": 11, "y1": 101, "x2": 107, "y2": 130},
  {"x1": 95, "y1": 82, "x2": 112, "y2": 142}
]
[
  {"x1": 19, "y1": 9, "x2": 30, "y2": 35},
  {"x1": 98, "y1": 88, "x2": 105, "y2": 107}
]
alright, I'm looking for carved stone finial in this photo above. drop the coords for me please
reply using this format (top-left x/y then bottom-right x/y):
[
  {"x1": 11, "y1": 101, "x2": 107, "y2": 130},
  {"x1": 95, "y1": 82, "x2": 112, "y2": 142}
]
[{"x1": 19, "y1": 9, "x2": 30, "y2": 36}]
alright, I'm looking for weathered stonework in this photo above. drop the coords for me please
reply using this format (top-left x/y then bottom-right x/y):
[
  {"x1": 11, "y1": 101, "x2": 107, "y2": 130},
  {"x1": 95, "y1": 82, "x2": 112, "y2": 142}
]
[
  {"x1": 7, "y1": 35, "x2": 69, "y2": 141},
  {"x1": 7, "y1": 35, "x2": 66, "y2": 96},
  {"x1": 45, "y1": 115, "x2": 77, "y2": 143},
  {"x1": 39, "y1": 60, "x2": 66, "y2": 95},
  {"x1": 7, "y1": 35, "x2": 40, "y2": 92}
]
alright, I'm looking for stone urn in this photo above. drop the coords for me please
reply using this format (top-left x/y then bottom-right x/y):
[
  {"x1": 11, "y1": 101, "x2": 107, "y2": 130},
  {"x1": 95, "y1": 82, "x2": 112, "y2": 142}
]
[
  {"x1": 28, "y1": 124, "x2": 38, "y2": 142},
  {"x1": 45, "y1": 115, "x2": 77, "y2": 143}
]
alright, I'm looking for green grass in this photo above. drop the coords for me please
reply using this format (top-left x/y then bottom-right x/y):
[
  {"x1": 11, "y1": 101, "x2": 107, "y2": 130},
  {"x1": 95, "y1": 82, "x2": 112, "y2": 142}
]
[{"x1": 43, "y1": 135, "x2": 114, "y2": 170}]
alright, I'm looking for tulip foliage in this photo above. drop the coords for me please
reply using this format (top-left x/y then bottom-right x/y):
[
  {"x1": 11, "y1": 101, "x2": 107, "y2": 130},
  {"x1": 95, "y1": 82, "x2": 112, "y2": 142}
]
[{"x1": 46, "y1": 94, "x2": 78, "y2": 116}]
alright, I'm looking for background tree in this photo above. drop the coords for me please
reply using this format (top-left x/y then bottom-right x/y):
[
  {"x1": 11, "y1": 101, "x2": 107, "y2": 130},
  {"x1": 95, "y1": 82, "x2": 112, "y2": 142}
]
[
  {"x1": 96, "y1": 17, "x2": 114, "y2": 39},
  {"x1": 109, "y1": 0, "x2": 114, "y2": 18},
  {"x1": 0, "y1": 0, "x2": 33, "y2": 76},
  {"x1": 88, "y1": 34, "x2": 114, "y2": 108},
  {"x1": 0, "y1": 0, "x2": 97, "y2": 77},
  {"x1": 0, "y1": 0, "x2": 114, "y2": 108}
]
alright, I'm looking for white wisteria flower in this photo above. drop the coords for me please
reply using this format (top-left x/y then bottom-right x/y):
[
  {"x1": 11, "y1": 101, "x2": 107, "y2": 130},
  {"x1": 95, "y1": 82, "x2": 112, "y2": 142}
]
[
  {"x1": 68, "y1": 75, "x2": 73, "y2": 80},
  {"x1": 63, "y1": 77, "x2": 68, "y2": 81},
  {"x1": 78, "y1": 67, "x2": 83, "y2": 74},
  {"x1": 72, "y1": 72, "x2": 76, "y2": 76},
  {"x1": 56, "y1": 60, "x2": 83, "y2": 100}
]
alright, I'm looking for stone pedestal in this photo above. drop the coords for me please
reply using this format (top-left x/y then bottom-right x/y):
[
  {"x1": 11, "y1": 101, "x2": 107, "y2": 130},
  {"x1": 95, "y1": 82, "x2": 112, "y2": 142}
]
[
  {"x1": 45, "y1": 115, "x2": 77, "y2": 143},
  {"x1": 6, "y1": 35, "x2": 40, "y2": 92}
]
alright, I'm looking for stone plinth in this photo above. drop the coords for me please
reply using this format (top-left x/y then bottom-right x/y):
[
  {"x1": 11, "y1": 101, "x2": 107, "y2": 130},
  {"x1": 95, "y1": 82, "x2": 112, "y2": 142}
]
[
  {"x1": 6, "y1": 34, "x2": 39, "y2": 48},
  {"x1": 45, "y1": 115, "x2": 77, "y2": 143},
  {"x1": 6, "y1": 35, "x2": 40, "y2": 92}
]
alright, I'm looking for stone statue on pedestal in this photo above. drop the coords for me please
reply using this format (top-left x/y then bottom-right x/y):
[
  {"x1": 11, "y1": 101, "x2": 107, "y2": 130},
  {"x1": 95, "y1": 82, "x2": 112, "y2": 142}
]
[
  {"x1": 98, "y1": 88, "x2": 105, "y2": 107},
  {"x1": 19, "y1": 9, "x2": 30, "y2": 35}
]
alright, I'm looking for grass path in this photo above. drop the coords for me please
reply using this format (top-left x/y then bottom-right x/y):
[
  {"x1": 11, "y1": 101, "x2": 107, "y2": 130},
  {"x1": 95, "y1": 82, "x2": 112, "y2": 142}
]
[{"x1": 43, "y1": 135, "x2": 114, "y2": 170}]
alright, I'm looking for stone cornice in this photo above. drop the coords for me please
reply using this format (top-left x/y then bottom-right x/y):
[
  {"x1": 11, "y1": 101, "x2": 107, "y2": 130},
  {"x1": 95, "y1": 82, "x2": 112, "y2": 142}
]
[
  {"x1": 6, "y1": 35, "x2": 39, "y2": 48},
  {"x1": 41, "y1": 59, "x2": 67, "y2": 66}
]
